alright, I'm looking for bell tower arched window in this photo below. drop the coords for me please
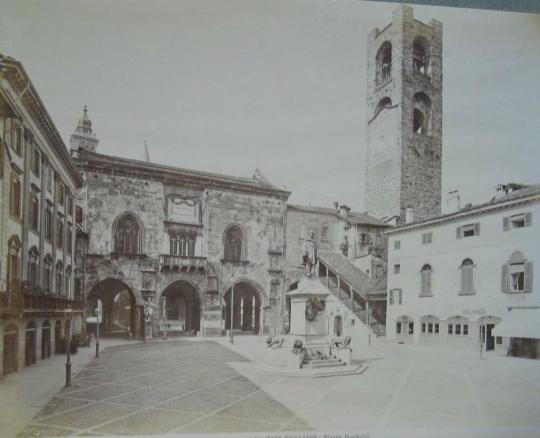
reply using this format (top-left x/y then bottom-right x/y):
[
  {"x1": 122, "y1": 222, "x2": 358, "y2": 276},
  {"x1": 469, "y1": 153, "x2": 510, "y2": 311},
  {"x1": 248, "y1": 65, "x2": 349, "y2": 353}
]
[
  {"x1": 376, "y1": 41, "x2": 392, "y2": 83},
  {"x1": 413, "y1": 92, "x2": 432, "y2": 135},
  {"x1": 413, "y1": 36, "x2": 430, "y2": 75},
  {"x1": 113, "y1": 213, "x2": 142, "y2": 254},
  {"x1": 224, "y1": 225, "x2": 244, "y2": 262}
]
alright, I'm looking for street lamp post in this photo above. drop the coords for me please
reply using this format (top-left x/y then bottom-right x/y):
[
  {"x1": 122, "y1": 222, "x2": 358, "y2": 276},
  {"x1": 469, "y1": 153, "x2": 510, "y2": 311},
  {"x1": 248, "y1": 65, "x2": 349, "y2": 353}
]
[
  {"x1": 229, "y1": 276, "x2": 235, "y2": 344},
  {"x1": 65, "y1": 307, "x2": 73, "y2": 387},
  {"x1": 95, "y1": 306, "x2": 101, "y2": 358}
]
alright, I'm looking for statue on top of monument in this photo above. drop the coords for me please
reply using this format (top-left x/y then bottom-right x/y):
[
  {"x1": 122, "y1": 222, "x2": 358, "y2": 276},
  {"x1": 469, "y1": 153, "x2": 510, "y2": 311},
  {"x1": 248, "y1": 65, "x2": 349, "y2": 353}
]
[{"x1": 302, "y1": 230, "x2": 318, "y2": 278}]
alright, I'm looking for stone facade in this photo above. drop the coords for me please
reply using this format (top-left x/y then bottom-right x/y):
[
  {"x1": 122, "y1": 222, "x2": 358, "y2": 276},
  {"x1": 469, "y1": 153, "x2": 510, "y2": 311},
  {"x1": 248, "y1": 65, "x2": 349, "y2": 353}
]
[
  {"x1": 365, "y1": 5, "x2": 442, "y2": 224},
  {"x1": 72, "y1": 119, "x2": 290, "y2": 337}
]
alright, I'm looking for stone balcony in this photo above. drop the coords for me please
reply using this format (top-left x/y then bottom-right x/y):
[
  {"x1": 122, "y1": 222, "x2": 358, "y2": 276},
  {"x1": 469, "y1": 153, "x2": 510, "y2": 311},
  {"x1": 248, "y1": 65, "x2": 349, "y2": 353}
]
[{"x1": 159, "y1": 255, "x2": 207, "y2": 272}]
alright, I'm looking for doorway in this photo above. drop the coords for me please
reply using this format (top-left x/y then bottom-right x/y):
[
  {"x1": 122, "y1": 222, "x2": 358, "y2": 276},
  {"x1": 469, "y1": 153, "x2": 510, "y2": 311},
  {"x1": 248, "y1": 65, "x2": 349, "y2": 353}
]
[
  {"x1": 3, "y1": 324, "x2": 18, "y2": 375},
  {"x1": 334, "y1": 315, "x2": 343, "y2": 337}
]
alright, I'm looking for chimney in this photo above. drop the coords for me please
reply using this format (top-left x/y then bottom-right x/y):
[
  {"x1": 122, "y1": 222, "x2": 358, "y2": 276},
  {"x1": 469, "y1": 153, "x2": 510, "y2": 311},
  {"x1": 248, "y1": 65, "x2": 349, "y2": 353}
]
[
  {"x1": 339, "y1": 204, "x2": 350, "y2": 218},
  {"x1": 446, "y1": 190, "x2": 461, "y2": 213},
  {"x1": 405, "y1": 207, "x2": 414, "y2": 224}
]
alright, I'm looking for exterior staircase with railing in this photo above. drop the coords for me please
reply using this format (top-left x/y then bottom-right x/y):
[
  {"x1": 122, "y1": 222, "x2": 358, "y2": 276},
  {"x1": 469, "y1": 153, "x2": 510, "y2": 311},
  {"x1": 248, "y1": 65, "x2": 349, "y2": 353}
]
[{"x1": 318, "y1": 251, "x2": 386, "y2": 338}]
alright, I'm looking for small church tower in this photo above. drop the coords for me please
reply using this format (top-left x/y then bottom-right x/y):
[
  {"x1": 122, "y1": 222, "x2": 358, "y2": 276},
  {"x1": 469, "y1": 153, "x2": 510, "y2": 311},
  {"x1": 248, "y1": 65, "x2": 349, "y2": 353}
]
[
  {"x1": 70, "y1": 105, "x2": 99, "y2": 152},
  {"x1": 365, "y1": 6, "x2": 442, "y2": 224}
]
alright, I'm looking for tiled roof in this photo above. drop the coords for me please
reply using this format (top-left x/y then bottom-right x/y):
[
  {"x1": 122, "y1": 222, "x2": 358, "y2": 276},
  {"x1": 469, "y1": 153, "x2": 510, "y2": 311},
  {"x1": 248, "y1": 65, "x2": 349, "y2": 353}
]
[
  {"x1": 319, "y1": 251, "x2": 381, "y2": 296},
  {"x1": 288, "y1": 204, "x2": 388, "y2": 227}
]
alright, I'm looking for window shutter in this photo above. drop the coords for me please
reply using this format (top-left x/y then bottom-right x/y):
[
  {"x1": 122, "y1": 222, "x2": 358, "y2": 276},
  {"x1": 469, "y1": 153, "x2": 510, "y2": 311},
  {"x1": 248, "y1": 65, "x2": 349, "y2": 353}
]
[
  {"x1": 524, "y1": 262, "x2": 533, "y2": 293},
  {"x1": 503, "y1": 217, "x2": 510, "y2": 231},
  {"x1": 456, "y1": 227, "x2": 462, "y2": 239},
  {"x1": 389, "y1": 290, "x2": 394, "y2": 305},
  {"x1": 501, "y1": 264, "x2": 508, "y2": 292},
  {"x1": 524, "y1": 212, "x2": 532, "y2": 227},
  {"x1": 399, "y1": 289, "x2": 403, "y2": 304},
  {"x1": 474, "y1": 223, "x2": 480, "y2": 236},
  {"x1": 460, "y1": 266, "x2": 466, "y2": 293},
  {"x1": 426, "y1": 271, "x2": 432, "y2": 295}
]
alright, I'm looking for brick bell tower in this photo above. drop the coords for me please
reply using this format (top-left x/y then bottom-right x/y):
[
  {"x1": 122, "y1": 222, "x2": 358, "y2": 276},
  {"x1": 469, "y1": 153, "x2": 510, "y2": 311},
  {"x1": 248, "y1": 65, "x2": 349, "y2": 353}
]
[{"x1": 365, "y1": 6, "x2": 442, "y2": 224}]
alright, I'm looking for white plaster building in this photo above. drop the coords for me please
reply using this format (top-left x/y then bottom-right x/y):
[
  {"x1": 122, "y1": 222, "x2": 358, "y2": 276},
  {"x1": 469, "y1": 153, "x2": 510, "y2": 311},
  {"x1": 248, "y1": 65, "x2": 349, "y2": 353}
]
[{"x1": 385, "y1": 184, "x2": 540, "y2": 358}]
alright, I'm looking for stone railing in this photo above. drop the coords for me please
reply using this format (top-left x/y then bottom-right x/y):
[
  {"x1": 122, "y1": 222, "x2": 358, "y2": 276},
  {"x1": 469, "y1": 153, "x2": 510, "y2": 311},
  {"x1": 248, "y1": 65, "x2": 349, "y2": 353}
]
[{"x1": 159, "y1": 255, "x2": 207, "y2": 271}]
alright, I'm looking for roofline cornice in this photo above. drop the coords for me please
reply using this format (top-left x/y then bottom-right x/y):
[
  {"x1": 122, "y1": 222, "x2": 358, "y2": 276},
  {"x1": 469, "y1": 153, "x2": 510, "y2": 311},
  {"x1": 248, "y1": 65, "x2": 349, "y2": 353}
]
[
  {"x1": 0, "y1": 56, "x2": 83, "y2": 188},
  {"x1": 75, "y1": 151, "x2": 291, "y2": 200},
  {"x1": 384, "y1": 195, "x2": 540, "y2": 235}
]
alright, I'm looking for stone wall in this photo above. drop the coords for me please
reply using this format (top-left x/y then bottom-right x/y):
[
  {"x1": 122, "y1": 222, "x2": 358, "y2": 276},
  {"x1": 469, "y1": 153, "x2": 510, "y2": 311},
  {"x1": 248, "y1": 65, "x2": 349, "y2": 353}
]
[
  {"x1": 365, "y1": 5, "x2": 442, "y2": 224},
  {"x1": 79, "y1": 158, "x2": 289, "y2": 337}
]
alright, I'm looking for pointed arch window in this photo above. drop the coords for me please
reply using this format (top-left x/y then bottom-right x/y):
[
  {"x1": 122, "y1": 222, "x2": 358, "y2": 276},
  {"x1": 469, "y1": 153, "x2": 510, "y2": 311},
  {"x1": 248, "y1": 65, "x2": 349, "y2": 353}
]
[
  {"x1": 113, "y1": 213, "x2": 141, "y2": 254},
  {"x1": 65, "y1": 266, "x2": 72, "y2": 299},
  {"x1": 224, "y1": 225, "x2": 244, "y2": 262}
]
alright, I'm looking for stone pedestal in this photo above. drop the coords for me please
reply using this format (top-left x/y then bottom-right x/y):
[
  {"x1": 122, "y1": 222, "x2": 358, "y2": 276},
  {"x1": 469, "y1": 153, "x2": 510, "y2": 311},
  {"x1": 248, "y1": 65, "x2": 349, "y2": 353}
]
[
  {"x1": 287, "y1": 278, "x2": 330, "y2": 347},
  {"x1": 144, "y1": 325, "x2": 153, "y2": 341}
]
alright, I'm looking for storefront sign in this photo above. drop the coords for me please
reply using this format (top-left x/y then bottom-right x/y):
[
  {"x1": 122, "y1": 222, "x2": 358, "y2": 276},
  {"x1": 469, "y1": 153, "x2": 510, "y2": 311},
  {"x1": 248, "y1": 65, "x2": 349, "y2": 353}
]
[{"x1": 463, "y1": 308, "x2": 486, "y2": 316}]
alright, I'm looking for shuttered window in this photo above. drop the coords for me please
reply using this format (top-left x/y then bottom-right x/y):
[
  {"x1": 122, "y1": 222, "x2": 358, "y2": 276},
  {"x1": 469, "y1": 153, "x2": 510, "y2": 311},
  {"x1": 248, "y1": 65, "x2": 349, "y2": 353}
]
[
  {"x1": 503, "y1": 212, "x2": 532, "y2": 231},
  {"x1": 502, "y1": 251, "x2": 533, "y2": 293},
  {"x1": 457, "y1": 223, "x2": 480, "y2": 238}
]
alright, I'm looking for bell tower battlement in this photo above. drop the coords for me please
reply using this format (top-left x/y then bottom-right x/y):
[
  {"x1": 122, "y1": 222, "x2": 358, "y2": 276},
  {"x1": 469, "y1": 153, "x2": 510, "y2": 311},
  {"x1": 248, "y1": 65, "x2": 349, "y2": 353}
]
[{"x1": 365, "y1": 5, "x2": 442, "y2": 224}]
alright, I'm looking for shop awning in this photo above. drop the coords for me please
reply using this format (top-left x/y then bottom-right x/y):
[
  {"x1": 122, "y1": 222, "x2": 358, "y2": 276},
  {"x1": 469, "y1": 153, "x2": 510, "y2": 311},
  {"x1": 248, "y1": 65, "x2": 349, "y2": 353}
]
[{"x1": 492, "y1": 308, "x2": 540, "y2": 339}]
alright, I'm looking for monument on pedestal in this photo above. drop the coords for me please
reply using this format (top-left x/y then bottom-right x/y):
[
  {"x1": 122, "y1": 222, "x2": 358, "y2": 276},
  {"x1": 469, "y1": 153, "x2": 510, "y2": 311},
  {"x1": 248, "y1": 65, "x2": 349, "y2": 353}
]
[{"x1": 259, "y1": 236, "x2": 364, "y2": 377}]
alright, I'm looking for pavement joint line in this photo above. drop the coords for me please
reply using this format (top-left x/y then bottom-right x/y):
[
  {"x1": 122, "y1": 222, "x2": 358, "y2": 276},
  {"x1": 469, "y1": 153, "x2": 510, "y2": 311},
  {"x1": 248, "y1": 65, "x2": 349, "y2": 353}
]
[
  {"x1": 457, "y1": 354, "x2": 488, "y2": 424},
  {"x1": 377, "y1": 349, "x2": 418, "y2": 430},
  {"x1": 20, "y1": 421, "x2": 83, "y2": 436},
  {"x1": 170, "y1": 388, "x2": 280, "y2": 434},
  {"x1": 23, "y1": 354, "x2": 245, "y2": 435}
]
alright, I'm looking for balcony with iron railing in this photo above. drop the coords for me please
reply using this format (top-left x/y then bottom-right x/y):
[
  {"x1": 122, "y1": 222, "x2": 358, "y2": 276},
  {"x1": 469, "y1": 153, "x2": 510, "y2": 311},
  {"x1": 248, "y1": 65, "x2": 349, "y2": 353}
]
[
  {"x1": 0, "y1": 281, "x2": 84, "y2": 316},
  {"x1": 159, "y1": 255, "x2": 207, "y2": 272}
]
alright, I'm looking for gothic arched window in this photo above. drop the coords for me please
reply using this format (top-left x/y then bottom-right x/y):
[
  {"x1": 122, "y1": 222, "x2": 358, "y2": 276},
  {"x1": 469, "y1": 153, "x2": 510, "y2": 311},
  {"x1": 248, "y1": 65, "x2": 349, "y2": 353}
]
[
  {"x1": 224, "y1": 225, "x2": 243, "y2": 261},
  {"x1": 376, "y1": 41, "x2": 392, "y2": 83},
  {"x1": 55, "y1": 261, "x2": 64, "y2": 296},
  {"x1": 113, "y1": 213, "x2": 141, "y2": 254},
  {"x1": 374, "y1": 97, "x2": 393, "y2": 118}
]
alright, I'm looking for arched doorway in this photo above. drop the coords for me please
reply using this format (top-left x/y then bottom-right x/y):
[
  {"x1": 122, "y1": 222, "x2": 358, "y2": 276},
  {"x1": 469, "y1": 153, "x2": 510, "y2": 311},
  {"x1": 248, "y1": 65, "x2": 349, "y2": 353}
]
[
  {"x1": 25, "y1": 322, "x2": 37, "y2": 366},
  {"x1": 86, "y1": 279, "x2": 137, "y2": 338},
  {"x1": 160, "y1": 281, "x2": 201, "y2": 335},
  {"x1": 224, "y1": 282, "x2": 262, "y2": 334},
  {"x1": 54, "y1": 320, "x2": 62, "y2": 354},
  {"x1": 3, "y1": 324, "x2": 18, "y2": 375},
  {"x1": 334, "y1": 315, "x2": 343, "y2": 337},
  {"x1": 41, "y1": 321, "x2": 51, "y2": 359}
]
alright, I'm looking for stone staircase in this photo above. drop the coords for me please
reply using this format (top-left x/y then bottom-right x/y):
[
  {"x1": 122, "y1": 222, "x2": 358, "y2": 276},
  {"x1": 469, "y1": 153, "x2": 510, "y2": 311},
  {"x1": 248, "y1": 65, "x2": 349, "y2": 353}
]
[
  {"x1": 318, "y1": 251, "x2": 386, "y2": 338},
  {"x1": 302, "y1": 356, "x2": 346, "y2": 369}
]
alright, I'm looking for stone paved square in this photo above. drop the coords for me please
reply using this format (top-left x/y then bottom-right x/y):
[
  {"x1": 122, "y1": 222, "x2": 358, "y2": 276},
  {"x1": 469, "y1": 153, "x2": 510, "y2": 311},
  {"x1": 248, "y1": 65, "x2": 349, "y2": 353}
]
[
  {"x1": 18, "y1": 340, "x2": 306, "y2": 436},
  {"x1": 159, "y1": 390, "x2": 242, "y2": 413},
  {"x1": 92, "y1": 408, "x2": 202, "y2": 435},
  {"x1": 108, "y1": 387, "x2": 181, "y2": 407},
  {"x1": 16, "y1": 337, "x2": 540, "y2": 437}
]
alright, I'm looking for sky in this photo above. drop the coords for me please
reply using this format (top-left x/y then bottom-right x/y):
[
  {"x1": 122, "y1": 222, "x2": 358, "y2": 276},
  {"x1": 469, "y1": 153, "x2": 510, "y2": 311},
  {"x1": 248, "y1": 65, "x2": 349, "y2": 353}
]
[{"x1": 1, "y1": 0, "x2": 539, "y2": 213}]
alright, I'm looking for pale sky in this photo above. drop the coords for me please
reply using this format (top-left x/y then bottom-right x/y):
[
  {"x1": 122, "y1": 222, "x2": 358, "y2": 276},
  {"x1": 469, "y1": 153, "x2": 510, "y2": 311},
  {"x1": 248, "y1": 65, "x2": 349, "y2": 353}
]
[{"x1": 1, "y1": 0, "x2": 539, "y2": 213}]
